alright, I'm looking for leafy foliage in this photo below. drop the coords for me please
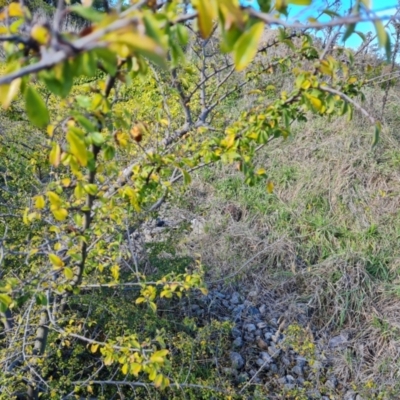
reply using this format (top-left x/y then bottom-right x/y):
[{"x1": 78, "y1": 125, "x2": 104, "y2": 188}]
[{"x1": 0, "y1": 0, "x2": 392, "y2": 398}]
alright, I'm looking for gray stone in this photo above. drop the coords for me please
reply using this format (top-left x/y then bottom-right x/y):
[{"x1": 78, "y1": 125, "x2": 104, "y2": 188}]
[
  {"x1": 296, "y1": 377, "x2": 305, "y2": 386},
  {"x1": 254, "y1": 329, "x2": 262, "y2": 336},
  {"x1": 286, "y1": 375, "x2": 295, "y2": 384},
  {"x1": 329, "y1": 334, "x2": 349, "y2": 348},
  {"x1": 296, "y1": 356, "x2": 307, "y2": 368},
  {"x1": 343, "y1": 390, "x2": 357, "y2": 400},
  {"x1": 281, "y1": 356, "x2": 291, "y2": 366},
  {"x1": 245, "y1": 323, "x2": 256, "y2": 333},
  {"x1": 249, "y1": 368, "x2": 257, "y2": 377},
  {"x1": 232, "y1": 337, "x2": 243, "y2": 348},
  {"x1": 243, "y1": 334, "x2": 254, "y2": 342},
  {"x1": 284, "y1": 384, "x2": 296, "y2": 391},
  {"x1": 248, "y1": 306, "x2": 261, "y2": 317},
  {"x1": 214, "y1": 292, "x2": 225, "y2": 299},
  {"x1": 277, "y1": 376, "x2": 287, "y2": 385},
  {"x1": 355, "y1": 395, "x2": 364, "y2": 400},
  {"x1": 269, "y1": 363, "x2": 278, "y2": 374},
  {"x1": 230, "y1": 352, "x2": 245, "y2": 370},
  {"x1": 291, "y1": 365, "x2": 303, "y2": 377},
  {"x1": 260, "y1": 351, "x2": 273, "y2": 363},
  {"x1": 264, "y1": 332, "x2": 273, "y2": 341},
  {"x1": 325, "y1": 376, "x2": 338, "y2": 390},
  {"x1": 248, "y1": 290, "x2": 258, "y2": 298},
  {"x1": 231, "y1": 327, "x2": 242, "y2": 339},
  {"x1": 259, "y1": 304, "x2": 266, "y2": 314},
  {"x1": 222, "y1": 300, "x2": 230, "y2": 308},
  {"x1": 231, "y1": 292, "x2": 240, "y2": 305},
  {"x1": 268, "y1": 345, "x2": 281, "y2": 358},
  {"x1": 255, "y1": 358, "x2": 269, "y2": 369},
  {"x1": 307, "y1": 389, "x2": 321, "y2": 398},
  {"x1": 270, "y1": 318, "x2": 278, "y2": 327},
  {"x1": 257, "y1": 322, "x2": 268, "y2": 329}
]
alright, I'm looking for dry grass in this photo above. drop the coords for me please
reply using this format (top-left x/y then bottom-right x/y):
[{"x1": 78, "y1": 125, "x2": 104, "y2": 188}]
[{"x1": 173, "y1": 84, "x2": 400, "y2": 395}]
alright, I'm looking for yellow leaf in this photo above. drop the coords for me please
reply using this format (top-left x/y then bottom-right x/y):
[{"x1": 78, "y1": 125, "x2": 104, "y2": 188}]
[
  {"x1": 61, "y1": 178, "x2": 71, "y2": 187},
  {"x1": 47, "y1": 125, "x2": 55, "y2": 137},
  {"x1": 74, "y1": 183, "x2": 85, "y2": 200},
  {"x1": 47, "y1": 191, "x2": 61, "y2": 208},
  {"x1": 135, "y1": 297, "x2": 145, "y2": 304},
  {"x1": 267, "y1": 181, "x2": 274, "y2": 193},
  {"x1": 84, "y1": 184, "x2": 98, "y2": 195},
  {"x1": 49, "y1": 143, "x2": 61, "y2": 167},
  {"x1": 233, "y1": 22, "x2": 265, "y2": 71},
  {"x1": 309, "y1": 96, "x2": 322, "y2": 110},
  {"x1": 90, "y1": 343, "x2": 99, "y2": 353},
  {"x1": 31, "y1": 24, "x2": 50, "y2": 45},
  {"x1": 154, "y1": 374, "x2": 164, "y2": 388},
  {"x1": 0, "y1": 78, "x2": 21, "y2": 109},
  {"x1": 149, "y1": 302, "x2": 157, "y2": 312},
  {"x1": 192, "y1": 0, "x2": 217, "y2": 39},
  {"x1": 49, "y1": 253, "x2": 64, "y2": 268},
  {"x1": 131, "y1": 363, "x2": 142, "y2": 376},
  {"x1": 200, "y1": 287, "x2": 208, "y2": 295},
  {"x1": 64, "y1": 267, "x2": 74, "y2": 280},
  {"x1": 66, "y1": 130, "x2": 88, "y2": 167},
  {"x1": 53, "y1": 208, "x2": 68, "y2": 221},
  {"x1": 121, "y1": 363, "x2": 129, "y2": 375},
  {"x1": 256, "y1": 168, "x2": 266, "y2": 176},
  {"x1": 34, "y1": 195, "x2": 45, "y2": 209},
  {"x1": 151, "y1": 349, "x2": 168, "y2": 360},
  {"x1": 8, "y1": 2, "x2": 24, "y2": 17}
]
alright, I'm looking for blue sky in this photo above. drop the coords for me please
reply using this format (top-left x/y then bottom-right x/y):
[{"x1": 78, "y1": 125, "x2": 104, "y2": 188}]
[{"x1": 243, "y1": 0, "x2": 399, "y2": 49}]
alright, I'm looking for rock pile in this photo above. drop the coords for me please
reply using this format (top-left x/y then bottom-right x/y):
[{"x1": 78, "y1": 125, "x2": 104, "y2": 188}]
[{"x1": 184, "y1": 285, "x2": 365, "y2": 400}]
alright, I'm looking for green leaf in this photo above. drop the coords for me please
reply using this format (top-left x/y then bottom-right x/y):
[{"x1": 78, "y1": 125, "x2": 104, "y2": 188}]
[
  {"x1": 257, "y1": 0, "x2": 271, "y2": 12},
  {"x1": 233, "y1": 22, "x2": 265, "y2": 71},
  {"x1": 322, "y1": 9, "x2": 340, "y2": 18},
  {"x1": 93, "y1": 48, "x2": 118, "y2": 76},
  {"x1": 35, "y1": 293, "x2": 48, "y2": 306},
  {"x1": 176, "y1": 24, "x2": 189, "y2": 45},
  {"x1": 0, "y1": 294, "x2": 12, "y2": 308},
  {"x1": 66, "y1": 130, "x2": 88, "y2": 166},
  {"x1": 104, "y1": 145, "x2": 115, "y2": 161},
  {"x1": 374, "y1": 20, "x2": 387, "y2": 48},
  {"x1": 70, "y1": 5, "x2": 104, "y2": 22},
  {"x1": 342, "y1": 23, "x2": 356, "y2": 43},
  {"x1": 24, "y1": 87, "x2": 49, "y2": 128},
  {"x1": 372, "y1": 122, "x2": 381, "y2": 148},
  {"x1": 287, "y1": 0, "x2": 311, "y2": 4}
]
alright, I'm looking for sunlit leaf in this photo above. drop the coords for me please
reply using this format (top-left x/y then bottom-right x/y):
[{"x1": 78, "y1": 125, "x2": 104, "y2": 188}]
[
  {"x1": 53, "y1": 208, "x2": 68, "y2": 221},
  {"x1": 233, "y1": 22, "x2": 265, "y2": 71},
  {"x1": 192, "y1": 0, "x2": 217, "y2": 39},
  {"x1": 49, "y1": 254, "x2": 64, "y2": 268},
  {"x1": 34, "y1": 195, "x2": 45, "y2": 209},
  {"x1": 49, "y1": 143, "x2": 61, "y2": 167},
  {"x1": 66, "y1": 130, "x2": 88, "y2": 167},
  {"x1": 64, "y1": 267, "x2": 74, "y2": 280},
  {"x1": 0, "y1": 78, "x2": 21, "y2": 109}
]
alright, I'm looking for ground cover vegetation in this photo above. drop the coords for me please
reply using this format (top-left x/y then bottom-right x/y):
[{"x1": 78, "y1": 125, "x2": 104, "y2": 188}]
[{"x1": 0, "y1": 0, "x2": 399, "y2": 398}]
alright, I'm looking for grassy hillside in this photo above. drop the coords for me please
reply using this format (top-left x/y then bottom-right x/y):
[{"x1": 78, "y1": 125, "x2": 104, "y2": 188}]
[{"x1": 176, "y1": 85, "x2": 400, "y2": 395}]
